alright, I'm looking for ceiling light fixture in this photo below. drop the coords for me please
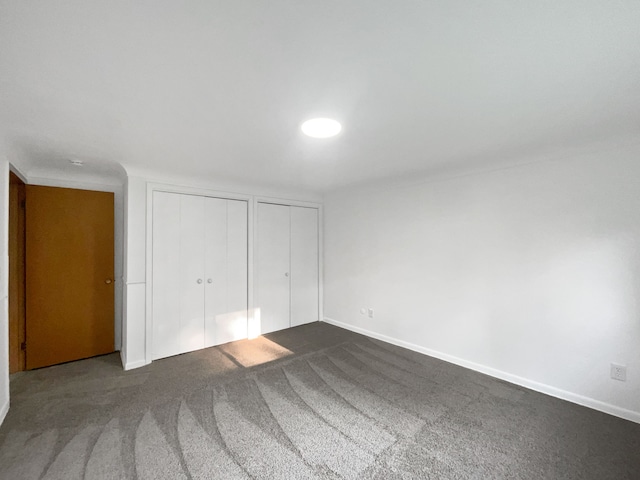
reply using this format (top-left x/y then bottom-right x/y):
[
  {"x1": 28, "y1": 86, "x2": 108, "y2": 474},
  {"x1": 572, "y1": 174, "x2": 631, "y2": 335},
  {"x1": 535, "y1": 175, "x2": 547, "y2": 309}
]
[{"x1": 301, "y1": 118, "x2": 342, "y2": 138}]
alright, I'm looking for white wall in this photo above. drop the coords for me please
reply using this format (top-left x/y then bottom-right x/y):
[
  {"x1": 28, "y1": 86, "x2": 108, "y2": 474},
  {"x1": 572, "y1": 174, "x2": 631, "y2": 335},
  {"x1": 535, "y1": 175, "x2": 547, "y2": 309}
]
[
  {"x1": 324, "y1": 143, "x2": 640, "y2": 423},
  {"x1": 122, "y1": 176, "x2": 147, "y2": 370},
  {"x1": 0, "y1": 158, "x2": 9, "y2": 425}
]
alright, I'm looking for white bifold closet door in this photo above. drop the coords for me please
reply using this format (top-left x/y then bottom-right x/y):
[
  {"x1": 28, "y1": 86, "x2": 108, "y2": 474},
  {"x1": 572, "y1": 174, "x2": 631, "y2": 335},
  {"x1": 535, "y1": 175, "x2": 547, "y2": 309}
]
[
  {"x1": 204, "y1": 197, "x2": 248, "y2": 347},
  {"x1": 151, "y1": 191, "x2": 185, "y2": 360},
  {"x1": 152, "y1": 191, "x2": 248, "y2": 361},
  {"x1": 290, "y1": 206, "x2": 319, "y2": 327},
  {"x1": 257, "y1": 202, "x2": 319, "y2": 335},
  {"x1": 257, "y1": 203, "x2": 290, "y2": 334},
  {"x1": 179, "y1": 194, "x2": 207, "y2": 354}
]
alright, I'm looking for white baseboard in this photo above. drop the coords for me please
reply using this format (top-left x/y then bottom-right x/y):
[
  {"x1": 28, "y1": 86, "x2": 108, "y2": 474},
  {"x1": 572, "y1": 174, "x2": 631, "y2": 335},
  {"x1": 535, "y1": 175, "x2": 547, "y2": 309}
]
[
  {"x1": 0, "y1": 398, "x2": 9, "y2": 427},
  {"x1": 323, "y1": 317, "x2": 640, "y2": 425},
  {"x1": 123, "y1": 357, "x2": 148, "y2": 371}
]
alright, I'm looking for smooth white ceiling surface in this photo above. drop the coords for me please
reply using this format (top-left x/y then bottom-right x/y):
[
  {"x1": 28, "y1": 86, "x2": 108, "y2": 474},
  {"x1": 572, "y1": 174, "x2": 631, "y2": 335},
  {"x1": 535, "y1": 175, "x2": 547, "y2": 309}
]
[{"x1": 1, "y1": 1, "x2": 639, "y2": 192}]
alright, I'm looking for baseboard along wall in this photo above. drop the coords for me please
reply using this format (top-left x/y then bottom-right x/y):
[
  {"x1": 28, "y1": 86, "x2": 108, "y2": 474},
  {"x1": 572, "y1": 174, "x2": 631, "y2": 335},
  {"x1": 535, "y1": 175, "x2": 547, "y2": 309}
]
[
  {"x1": 121, "y1": 349, "x2": 147, "y2": 371},
  {"x1": 0, "y1": 399, "x2": 8, "y2": 427},
  {"x1": 322, "y1": 317, "x2": 640, "y2": 425}
]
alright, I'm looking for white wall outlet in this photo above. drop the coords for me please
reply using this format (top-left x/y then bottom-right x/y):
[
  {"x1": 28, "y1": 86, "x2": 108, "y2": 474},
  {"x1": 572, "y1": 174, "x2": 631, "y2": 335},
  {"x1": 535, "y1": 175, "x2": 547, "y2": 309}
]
[
  {"x1": 367, "y1": 308, "x2": 374, "y2": 318},
  {"x1": 359, "y1": 308, "x2": 366, "y2": 315},
  {"x1": 610, "y1": 363, "x2": 627, "y2": 382}
]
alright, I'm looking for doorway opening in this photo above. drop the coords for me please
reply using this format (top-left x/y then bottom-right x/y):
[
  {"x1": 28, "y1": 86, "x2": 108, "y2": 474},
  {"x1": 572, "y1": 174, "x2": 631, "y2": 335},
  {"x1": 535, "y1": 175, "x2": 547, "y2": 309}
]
[{"x1": 8, "y1": 176, "x2": 116, "y2": 371}]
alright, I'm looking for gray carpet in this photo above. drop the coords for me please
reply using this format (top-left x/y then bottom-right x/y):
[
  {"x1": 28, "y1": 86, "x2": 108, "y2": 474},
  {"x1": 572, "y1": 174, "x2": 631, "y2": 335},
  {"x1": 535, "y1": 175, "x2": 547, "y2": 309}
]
[{"x1": 1, "y1": 323, "x2": 639, "y2": 479}]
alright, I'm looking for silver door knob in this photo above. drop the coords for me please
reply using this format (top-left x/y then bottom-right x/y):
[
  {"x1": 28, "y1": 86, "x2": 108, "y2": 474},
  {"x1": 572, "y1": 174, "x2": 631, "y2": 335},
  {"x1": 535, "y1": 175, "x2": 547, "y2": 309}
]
[
  {"x1": 285, "y1": 272, "x2": 289, "y2": 277},
  {"x1": 207, "y1": 279, "x2": 213, "y2": 283},
  {"x1": 197, "y1": 279, "x2": 203, "y2": 284},
  {"x1": 105, "y1": 279, "x2": 113, "y2": 284}
]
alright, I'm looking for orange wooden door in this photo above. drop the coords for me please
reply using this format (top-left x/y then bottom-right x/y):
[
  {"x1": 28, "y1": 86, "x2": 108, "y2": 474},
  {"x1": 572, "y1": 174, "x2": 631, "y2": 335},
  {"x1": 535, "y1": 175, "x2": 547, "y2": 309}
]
[{"x1": 25, "y1": 185, "x2": 115, "y2": 369}]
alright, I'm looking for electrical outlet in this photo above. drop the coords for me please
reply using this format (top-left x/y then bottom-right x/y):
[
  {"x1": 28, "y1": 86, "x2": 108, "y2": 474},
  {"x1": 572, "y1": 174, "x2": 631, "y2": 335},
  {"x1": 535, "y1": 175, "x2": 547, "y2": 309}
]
[
  {"x1": 368, "y1": 308, "x2": 374, "y2": 318},
  {"x1": 610, "y1": 363, "x2": 627, "y2": 382}
]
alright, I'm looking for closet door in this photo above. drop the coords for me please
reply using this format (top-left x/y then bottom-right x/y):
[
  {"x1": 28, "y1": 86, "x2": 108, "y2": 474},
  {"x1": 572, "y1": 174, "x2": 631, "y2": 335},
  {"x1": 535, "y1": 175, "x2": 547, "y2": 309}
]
[
  {"x1": 290, "y1": 207, "x2": 319, "y2": 327},
  {"x1": 152, "y1": 192, "x2": 182, "y2": 360},
  {"x1": 152, "y1": 192, "x2": 206, "y2": 359},
  {"x1": 178, "y1": 194, "x2": 206, "y2": 353},
  {"x1": 222, "y1": 199, "x2": 248, "y2": 343},
  {"x1": 204, "y1": 198, "x2": 248, "y2": 346},
  {"x1": 204, "y1": 197, "x2": 227, "y2": 347},
  {"x1": 257, "y1": 203, "x2": 290, "y2": 334}
]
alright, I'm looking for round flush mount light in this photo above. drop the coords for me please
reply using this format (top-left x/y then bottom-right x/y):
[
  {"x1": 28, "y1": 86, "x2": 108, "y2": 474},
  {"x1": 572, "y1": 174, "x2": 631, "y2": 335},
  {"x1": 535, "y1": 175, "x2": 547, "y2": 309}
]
[{"x1": 301, "y1": 118, "x2": 342, "y2": 138}]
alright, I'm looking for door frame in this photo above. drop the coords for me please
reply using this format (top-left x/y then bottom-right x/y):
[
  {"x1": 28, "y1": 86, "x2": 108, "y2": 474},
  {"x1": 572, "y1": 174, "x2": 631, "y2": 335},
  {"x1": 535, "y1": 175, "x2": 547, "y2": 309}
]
[
  {"x1": 253, "y1": 196, "x2": 323, "y2": 333},
  {"x1": 144, "y1": 182, "x2": 253, "y2": 366},
  {"x1": 8, "y1": 169, "x2": 26, "y2": 373}
]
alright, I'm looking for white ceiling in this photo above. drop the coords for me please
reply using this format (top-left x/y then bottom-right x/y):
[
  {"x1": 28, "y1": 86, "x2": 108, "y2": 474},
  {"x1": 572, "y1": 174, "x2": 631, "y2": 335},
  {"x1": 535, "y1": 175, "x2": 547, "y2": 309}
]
[{"x1": 1, "y1": 1, "x2": 639, "y2": 193}]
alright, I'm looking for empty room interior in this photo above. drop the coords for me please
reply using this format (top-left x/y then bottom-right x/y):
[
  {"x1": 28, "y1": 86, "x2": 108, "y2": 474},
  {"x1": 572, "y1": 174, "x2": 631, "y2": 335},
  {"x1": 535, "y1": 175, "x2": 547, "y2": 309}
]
[{"x1": 1, "y1": 1, "x2": 640, "y2": 479}]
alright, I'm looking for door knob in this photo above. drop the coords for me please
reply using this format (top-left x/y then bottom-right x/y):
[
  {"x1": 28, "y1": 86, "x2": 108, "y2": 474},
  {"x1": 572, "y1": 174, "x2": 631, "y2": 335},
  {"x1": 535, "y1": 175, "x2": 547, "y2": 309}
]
[
  {"x1": 197, "y1": 279, "x2": 203, "y2": 284},
  {"x1": 105, "y1": 279, "x2": 113, "y2": 284},
  {"x1": 207, "y1": 279, "x2": 213, "y2": 284},
  {"x1": 285, "y1": 272, "x2": 289, "y2": 277}
]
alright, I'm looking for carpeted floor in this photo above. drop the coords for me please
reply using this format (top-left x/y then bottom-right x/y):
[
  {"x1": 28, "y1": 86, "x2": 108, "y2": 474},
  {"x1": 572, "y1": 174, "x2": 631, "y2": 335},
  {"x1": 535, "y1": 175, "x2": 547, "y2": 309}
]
[{"x1": 1, "y1": 322, "x2": 639, "y2": 479}]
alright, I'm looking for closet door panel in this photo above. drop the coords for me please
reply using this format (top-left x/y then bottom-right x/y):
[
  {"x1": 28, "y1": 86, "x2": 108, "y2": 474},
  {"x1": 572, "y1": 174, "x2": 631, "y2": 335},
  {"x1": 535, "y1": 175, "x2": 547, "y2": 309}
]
[
  {"x1": 179, "y1": 194, "x2": 206, "y2": 353},
  {"x1": 219, "y1": 199, "x2": 248, "y2": 344},
  {"x1": 290, "y1": 207, "x2": 319, "y2": 327},
  {"x1": 257, "y1": 203, "x2": 290, "y2": 334},
  {"x1": 152, "y1": 192, "x2": 182, "y2": 360},
  {"x1": 204, "y1": 197, "x2": 227, "y2": 347}
]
